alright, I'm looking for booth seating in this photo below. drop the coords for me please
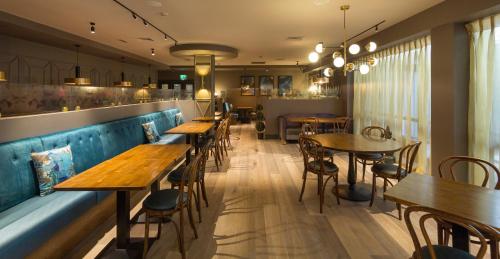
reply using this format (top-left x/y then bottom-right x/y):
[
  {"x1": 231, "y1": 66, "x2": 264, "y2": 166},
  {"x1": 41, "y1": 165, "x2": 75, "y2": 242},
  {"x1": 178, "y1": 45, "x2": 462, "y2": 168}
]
[
  {"x1": 0, "y1": 108, "x2": 185, "y2": 259},
  {"x1": 278, "y1": 113, "x2": 337, "y2": 143}
]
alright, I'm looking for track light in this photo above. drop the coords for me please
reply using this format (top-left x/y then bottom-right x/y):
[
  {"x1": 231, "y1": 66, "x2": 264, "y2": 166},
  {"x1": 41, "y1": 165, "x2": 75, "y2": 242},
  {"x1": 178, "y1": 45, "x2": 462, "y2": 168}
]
[
  {"x1": 132, "y1": 13, "x2": 137, "y2": 19},
  {"x1": 151, "y1": 48, "x2": 155, "y2": 56},
  {"x1": 164, "y1": 34, "x2": 167, "y2": 40},
  {"x1": 90, "y1": 22, "x2": 95, "y2": 34},
  {"x1": 143, "y1": 19, "x2": 148, "y2": 27},
  {"x1": 375, "y1": 25, "x2": 379, "y2": 32}
]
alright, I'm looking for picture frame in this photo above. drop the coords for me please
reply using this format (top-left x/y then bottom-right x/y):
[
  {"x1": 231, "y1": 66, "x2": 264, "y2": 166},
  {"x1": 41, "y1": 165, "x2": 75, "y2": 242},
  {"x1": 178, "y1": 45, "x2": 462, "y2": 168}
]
[
  {"x1": 277, "y1": 75, "x2": 293, "y2": 96},
  {"x1": 240, "y1": 75, "x2": 256, "y2": 96},
  {"x1": 259, "y1": 75, "x2": 274, "y2": 96}
]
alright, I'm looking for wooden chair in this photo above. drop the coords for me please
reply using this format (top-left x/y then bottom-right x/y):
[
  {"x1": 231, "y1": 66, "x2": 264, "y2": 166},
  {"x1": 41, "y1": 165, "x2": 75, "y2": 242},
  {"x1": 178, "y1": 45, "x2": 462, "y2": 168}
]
[
  {"x1": 356, "y1": 126, "x2": 387, "y2": 181},
  {"x1": 142, "y1": 150, "x2": 203, "y2": 259},
  {"x1": 209, "y1": 120, "x2": 225, "y2": 171},
  {"x1": 437, "y1": 156, "x2": 500, "y2": 258},
  {"x1": 328, "y1": 117, "x2": 352, "y2": 134},
  {"x1": 404, "y1": 205, "x2": 499, "y2": 259},
  {"x1": 298, "y1": 136, "x2": 340, "y2": 213},
  {"x1": 300, "y1": 118, "x2": 335, "y2": 162},
  {"x1": 167, "y1": 139, "x2": 211, "y2": 222},
  {"x1": 369, "y1": 141, "x2": 421, "y2": 220}
]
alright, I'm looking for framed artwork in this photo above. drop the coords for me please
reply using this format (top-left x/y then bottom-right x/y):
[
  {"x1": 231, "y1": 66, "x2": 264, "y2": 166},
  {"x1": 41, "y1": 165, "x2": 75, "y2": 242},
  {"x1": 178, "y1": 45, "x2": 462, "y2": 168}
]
[
  {"x1": 240, "y1": 75, "x2": 256, "y2": 96},
  {"x1": 278, "y1": 75, "x2": 293, "y2": 96},
  {"x1": 259, "y1": 75, "x2": 274, "y2": 96}
]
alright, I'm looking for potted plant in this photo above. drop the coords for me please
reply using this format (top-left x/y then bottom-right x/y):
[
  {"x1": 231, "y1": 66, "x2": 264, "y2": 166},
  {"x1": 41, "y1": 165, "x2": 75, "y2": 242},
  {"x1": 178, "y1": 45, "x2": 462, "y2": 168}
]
[{"x1": 255, "y1": 104, "x2": 266, "y2": 139}]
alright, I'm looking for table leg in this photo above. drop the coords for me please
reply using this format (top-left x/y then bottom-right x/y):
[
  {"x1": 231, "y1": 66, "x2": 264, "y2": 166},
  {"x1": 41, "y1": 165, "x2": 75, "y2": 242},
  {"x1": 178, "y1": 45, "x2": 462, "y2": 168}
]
[
  {"x1": 185, "y1": 134, "x2": 191, "y2": 165},
  {"x1": 334, "y1": 152, "x2": 372, "y2": 201},
  {"x1": 194, "y1": 133, "x2": 199, "y2": 155},
  {"x1": 452, "y1": 224, "x2": 470, "y2": 253},
  {"x1": 116, "y1": 191, "x2": 130, "y2": 249}
]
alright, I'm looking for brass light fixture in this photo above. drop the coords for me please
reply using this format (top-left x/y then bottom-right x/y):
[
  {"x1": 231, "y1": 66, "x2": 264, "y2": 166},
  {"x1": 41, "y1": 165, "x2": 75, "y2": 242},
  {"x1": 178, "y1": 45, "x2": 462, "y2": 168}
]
[
  {"x1": 64, "y1": 45, "x2": 91, "y2": 86},
  {"x1": 114, "y1": 57, "x2": 133, "y2": 87},
  {"x1": 308, "y1": 5, "x2": 385, "y2": 76},
  {"x1": 0, "y1": 71, "x2": 6, "y2": 82}
]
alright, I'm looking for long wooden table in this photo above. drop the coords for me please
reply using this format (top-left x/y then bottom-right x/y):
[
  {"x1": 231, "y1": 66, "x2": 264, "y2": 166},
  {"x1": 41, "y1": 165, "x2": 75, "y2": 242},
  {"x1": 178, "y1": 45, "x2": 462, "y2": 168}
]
[
  {"x1": 165, "y1": 122, "x2": 214, "y2": 163},
  {"x1": 310, "y1": 133, "x2": 401, "y2": 201},
  {"x1": 384, "y1": 174, "x2": 500, "y2": 252},
  {"x1": 54, "y1": 144, "x2": 190, "y2": 256}
]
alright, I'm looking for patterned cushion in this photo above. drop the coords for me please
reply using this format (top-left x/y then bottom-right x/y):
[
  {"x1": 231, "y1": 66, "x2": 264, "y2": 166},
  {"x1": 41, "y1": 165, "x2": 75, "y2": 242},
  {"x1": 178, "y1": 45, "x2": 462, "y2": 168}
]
[
  {"x1": 31, "y1": 145, "x2": 76, "y2": 196},
  {"x1": 175, "y1": 112, "x2": 184, "y2": 126},
  {"x1": 142, "y1": 121, "x2": 161, "y2": 143}
]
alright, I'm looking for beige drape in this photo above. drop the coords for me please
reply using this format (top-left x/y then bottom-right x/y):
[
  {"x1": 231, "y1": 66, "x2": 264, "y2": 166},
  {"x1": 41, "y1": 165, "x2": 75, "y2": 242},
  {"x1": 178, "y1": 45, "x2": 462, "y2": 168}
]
[
  {"x1": 466, "y1": 14, "x2": 500, "y2": 188},
  {"x1": 353, "y1": 36, "x2": 431, "y2": 173}
]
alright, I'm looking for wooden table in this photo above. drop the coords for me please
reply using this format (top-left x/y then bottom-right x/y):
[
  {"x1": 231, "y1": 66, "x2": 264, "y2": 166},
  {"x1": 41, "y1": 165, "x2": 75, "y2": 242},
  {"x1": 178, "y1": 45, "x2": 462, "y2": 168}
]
[
  {"x1": 54, "y1": 144, "x2": 190, "y2": 256},
  {"x1": 384, "y1": 174, "x2": 500, "y2": 252},
  {"x1": 192, "y1": 116, "x2": 223, "y2": 122},
  {"x1": 310, "y1": 133, "x2": 402, "y2": 201},
  {"x1": 166, "y1": 122, "x2": 214, "y2": 162},
  {"x1": 236, "y1": 106, "x2": 253, "y2": 123},
  {"x1": 287, "y1": 117, "x2": 345, "y2": 124}
]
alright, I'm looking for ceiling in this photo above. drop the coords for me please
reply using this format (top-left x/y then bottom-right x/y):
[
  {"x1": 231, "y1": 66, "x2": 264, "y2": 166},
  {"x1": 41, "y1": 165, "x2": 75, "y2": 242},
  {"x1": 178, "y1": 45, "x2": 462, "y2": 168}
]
[{"x1": 0, "y1": 0, "x2": 443, "y2": 67}]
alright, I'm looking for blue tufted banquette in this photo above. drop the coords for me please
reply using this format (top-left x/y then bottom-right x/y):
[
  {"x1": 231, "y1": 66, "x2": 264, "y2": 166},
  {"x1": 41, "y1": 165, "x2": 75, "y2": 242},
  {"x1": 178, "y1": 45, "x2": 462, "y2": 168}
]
[{"x1": 0, "y1": 108, "x2": 185, "y2": 258}]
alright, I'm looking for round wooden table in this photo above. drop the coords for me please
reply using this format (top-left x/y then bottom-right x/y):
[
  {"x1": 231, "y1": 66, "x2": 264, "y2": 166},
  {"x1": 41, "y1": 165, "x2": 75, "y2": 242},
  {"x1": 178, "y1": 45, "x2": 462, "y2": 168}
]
[{"x1": 309, "y1": 133, "x2": 402, "y2": 202}]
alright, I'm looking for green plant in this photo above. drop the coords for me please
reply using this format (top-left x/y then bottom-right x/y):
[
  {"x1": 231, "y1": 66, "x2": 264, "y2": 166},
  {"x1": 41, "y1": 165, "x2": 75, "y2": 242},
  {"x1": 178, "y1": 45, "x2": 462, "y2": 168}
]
[
  {"x1": 256, "y1": 121, "x2": 266, "y2": 131},
  {"x1": 255, "y1": 104, "x2": 266, "y2": 139}
]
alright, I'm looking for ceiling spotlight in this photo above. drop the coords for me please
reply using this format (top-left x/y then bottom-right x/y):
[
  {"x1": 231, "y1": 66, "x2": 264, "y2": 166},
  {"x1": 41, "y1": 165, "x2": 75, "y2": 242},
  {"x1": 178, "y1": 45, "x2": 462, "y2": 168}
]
[
  {"x1": 365, "y1": 42, "x2": 377, "y2": 52},
  {"x1": 359, "y1": 64, "x2": 370, "y2": 74},
  {"x1": 164, "y1": 34, "x2": 167, "y2": 40},
  {"x1": 315, "y1": 42, "x2": 324, "y2": 53},
  {"x1": 143, "y1": 19, "x2": 148, "y2": 27},
  {"x1": 151, "y1": 48, "x2": 155, "y2": 56},
  {"x1": 323, "y1": 67, "x2": 334, "y2": 77},
  {"x1": 348, "y1": 44, "x2": 360, "y2": 55},
  {"x1": 132, "y1": 13, "x2": 137, "y2": 19},
  {"x1": 90, "y1": 22, "x2": 95, "y2": 34},
  {"x1": 375, "y1": 25, "x2": 379, "y2": 32},
  {"x1": 308, "y1": 51, "x2": 320, "y2": 63}
]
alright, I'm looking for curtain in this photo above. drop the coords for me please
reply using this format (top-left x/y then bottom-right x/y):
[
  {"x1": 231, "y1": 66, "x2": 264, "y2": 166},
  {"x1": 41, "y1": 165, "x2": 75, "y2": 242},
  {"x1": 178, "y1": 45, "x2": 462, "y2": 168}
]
[
  {"x1": 467, "y1": 14, "x2": 500, "y2": 188},
  {"x1": 353, "y1": 36, "x2": 431, "y2": 173}
]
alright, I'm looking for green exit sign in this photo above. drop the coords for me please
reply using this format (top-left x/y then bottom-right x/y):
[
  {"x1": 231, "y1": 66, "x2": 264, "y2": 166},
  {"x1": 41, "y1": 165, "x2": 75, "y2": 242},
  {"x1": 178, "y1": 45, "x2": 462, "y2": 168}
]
[{"x1": 179, "y1": 74, "x2": 188, "y2": 81}]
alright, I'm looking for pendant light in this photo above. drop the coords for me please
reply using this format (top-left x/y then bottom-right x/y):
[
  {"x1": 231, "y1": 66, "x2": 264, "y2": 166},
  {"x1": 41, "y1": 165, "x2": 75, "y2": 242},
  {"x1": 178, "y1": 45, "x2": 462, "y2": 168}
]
[
  {"x1": 64, "y1": 45, "x2": 91, "y2": 86},
  {"x1": 114, "y1": 57, "x2": 133, "y2": 87},
  {"x1": 143, "y1": 64, "x2": 157, "y2": 88},
  {"x1": 0, "y1": 71, "x2": 6, "y2": 82}
]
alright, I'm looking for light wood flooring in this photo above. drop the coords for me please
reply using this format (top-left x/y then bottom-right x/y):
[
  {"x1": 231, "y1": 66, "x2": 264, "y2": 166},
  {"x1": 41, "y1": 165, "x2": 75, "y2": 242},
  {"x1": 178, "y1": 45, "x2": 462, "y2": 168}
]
[{"x1": 84, "y1": 123, "x2": 459, "y2": 259}]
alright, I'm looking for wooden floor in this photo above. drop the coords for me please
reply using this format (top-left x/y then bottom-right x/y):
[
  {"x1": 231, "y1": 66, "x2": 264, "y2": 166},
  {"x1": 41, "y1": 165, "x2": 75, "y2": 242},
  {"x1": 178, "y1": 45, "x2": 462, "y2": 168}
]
[{"x1": 84, "y1": 123, "x2": 440, "y2": 259}]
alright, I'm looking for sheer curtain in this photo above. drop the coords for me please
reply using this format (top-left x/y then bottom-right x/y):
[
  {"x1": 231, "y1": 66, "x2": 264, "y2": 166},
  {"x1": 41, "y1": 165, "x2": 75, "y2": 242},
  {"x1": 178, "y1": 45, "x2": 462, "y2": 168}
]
[
  {"x1": 353, "y1": 36, "x2": 431, "y2": 173},
  {"x1": 467, "y1": 14, "x2": 500, "y2": 188}
]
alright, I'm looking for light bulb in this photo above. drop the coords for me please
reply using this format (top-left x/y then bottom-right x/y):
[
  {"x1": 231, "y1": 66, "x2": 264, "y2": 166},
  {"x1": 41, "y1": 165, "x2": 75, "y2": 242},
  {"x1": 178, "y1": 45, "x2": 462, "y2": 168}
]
[
  {"x1": 359, "y1": 64, "x2": 370, "y2": 74},
  {"x1": 368, "y1": 57, "x2": 378, "y2": 66},
  {"x1": 348, "y1": 44, "x2": 360, "y2": 55},
  {"x1": 308, "y1": 52, "x2": 320, "y2": 63},
  {"x1": 333, "y1": 57, "x2": 345, "y2": 68},
  {"x1": 315, "y1": 42, "x2": 324, "y2": 53},
  {"x1": 323, "y1": 68, "x2": 334, "y2": 77},
  {"x1": 366, "y1": 42, "x2": 377, "y2": 52}
]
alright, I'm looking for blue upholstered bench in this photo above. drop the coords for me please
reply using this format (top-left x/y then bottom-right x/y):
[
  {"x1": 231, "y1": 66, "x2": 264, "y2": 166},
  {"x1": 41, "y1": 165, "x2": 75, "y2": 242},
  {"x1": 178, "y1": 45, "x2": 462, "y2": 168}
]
[{"x1": 0, "y1": 108, "x2": 185, "y2": 258}]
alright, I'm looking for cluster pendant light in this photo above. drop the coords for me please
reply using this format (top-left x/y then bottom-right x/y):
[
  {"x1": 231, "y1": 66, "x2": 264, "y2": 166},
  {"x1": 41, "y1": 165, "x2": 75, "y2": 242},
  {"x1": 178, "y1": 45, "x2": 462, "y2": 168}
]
[
  {"x1": 307, "y1": 5, "x2": 384, "y2": 76},
  {"x1": 64, "y1": 45, "x2": 91, "y2": 86},
  {"x1": 114, "y1": 57, "x2": 133, "y2": 87},
  {"x1": 0, "y1": 70, "x2": 6, "y2": 82}
]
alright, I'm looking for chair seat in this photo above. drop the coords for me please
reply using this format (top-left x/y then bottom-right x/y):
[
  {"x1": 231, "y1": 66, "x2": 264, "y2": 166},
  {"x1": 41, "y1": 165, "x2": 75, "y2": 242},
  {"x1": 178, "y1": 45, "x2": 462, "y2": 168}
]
[
  {"x1": 143, "y1": 189, "x2": 187, "y2": 211},
  {"x1": 307, "y1": 160, "x2": 339, "y2": 173},
  {"x1": 167, "y1": 166, "x2": 188, "y2": 184},
  {"x1": 371, "y1": 163, "x2": 407, "y2": 179},
  {"x1": 356, "y1": 153, "x2": 384, "y2": 161},
  {"x1": 420, "y1": 245, "x2": 474, "y2": 259}
]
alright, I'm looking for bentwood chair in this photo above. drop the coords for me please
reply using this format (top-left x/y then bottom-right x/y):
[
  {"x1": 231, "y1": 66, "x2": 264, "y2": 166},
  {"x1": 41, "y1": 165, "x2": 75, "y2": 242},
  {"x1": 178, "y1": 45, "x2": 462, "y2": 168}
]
[
  {"x1": 300, "y1": 118, "x2": 335, "y2": 162},
  {"x1": 167, "y1": 139, "x2": 211, "y2": 222},
  {"x1": 298, "y1": 136, "x2": 340, "y2": 213},
  {"x1": 142, "y1": 151, "x2": 203, "y2": 259},
  {"x1": 370, "y1": 141, "x2": 421, "y2": 220},
  {"x1": 356, "y1": 126, "x2": 387, "y2": 181},
  {"x1": 437, "y1": 156, "x2": 500, "y2": 258},
  {"x1": 404, "y1": 205, "x2": 499, "y2": 259}
]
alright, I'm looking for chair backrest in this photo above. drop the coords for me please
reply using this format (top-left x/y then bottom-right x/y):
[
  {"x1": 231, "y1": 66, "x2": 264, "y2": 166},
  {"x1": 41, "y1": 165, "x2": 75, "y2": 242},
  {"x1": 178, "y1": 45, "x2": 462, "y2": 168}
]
[
  {"x1": 396, "y1": 141, "x2": 421, "y2": 177},
  {"x1": 178, "y1": 152, "x2": 203, "y2": 209},
  {"x1": 198, "y1": 139, "x2": 212, "y2": 180},
  {"x1": 438, "y1": 156, "x2": 500, "y2": 189},
  {"x1": 330, "y1": 117, "x2": 351, "y2": 134},
  {"x1": 404, "y1": 205, "x2": 498, "y2": 259},
  {"x1": 298, "y1": 136, "x2": 326, "y2": 172},
  {"x1": 301, "y1": 117, "x2": 319, "y2": 136},
  {"x1": 362, "y1": 126, "x2": 387, "y2": 138}
]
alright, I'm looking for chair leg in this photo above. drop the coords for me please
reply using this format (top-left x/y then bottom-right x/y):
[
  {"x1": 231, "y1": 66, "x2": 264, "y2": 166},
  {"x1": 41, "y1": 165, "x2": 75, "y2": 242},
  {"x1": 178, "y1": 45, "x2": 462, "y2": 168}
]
[
  {"x1": 179, "y1": 210, "x2": 185, "y2": 258},
  {"x1": 172, "y1": 221, "x2": 184, "y2": 256},
  {"x1": 490, "y1": 238, "x2": 498, "y2": 259},
  {"x1": 335, "y1": 176, "x2": 340, "y2": 205},
  {"x1": 383, "y1": 179, "x2": 388, "y2": 200},
  {"x1": 397, "y1": 203, "x2": 402, "y2": 220},
  {"x1": 362, "y1": 160, "x2": 367, "y2": 182},
  {"x1": 370, "y1": 173, "x2": 376, "y2": 207},
  {"x1": 196, "y1": 182, "x2": 202, "y2": 223},
  {"x1": 143, "y1": 212, "x2": 150, "y2": 259},
  {"x1": 437, "y1": 223, "x2": 444, "y2": 245},
  {"x1": 157, "y1": 221, "x2": 162, "y2": 240},
  {"x1": 299, "y1": 169, "x2": 307, "y2": 202},
  {"x1": 201, "y1": 180, "x2": 209, "y2": 207},
  {"x1": 186, "y1": 203, "x2": 198, "y2": 238},
  {"x1": 319, "y1": 175, "x2": 324, "y2": 213}
]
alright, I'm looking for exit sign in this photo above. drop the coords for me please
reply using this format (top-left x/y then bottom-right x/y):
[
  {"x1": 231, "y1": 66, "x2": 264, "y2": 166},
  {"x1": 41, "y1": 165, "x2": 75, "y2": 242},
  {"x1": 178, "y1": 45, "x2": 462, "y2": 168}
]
[{"x1": 179, "y1": 74, "x2": 188, "y2": 81}]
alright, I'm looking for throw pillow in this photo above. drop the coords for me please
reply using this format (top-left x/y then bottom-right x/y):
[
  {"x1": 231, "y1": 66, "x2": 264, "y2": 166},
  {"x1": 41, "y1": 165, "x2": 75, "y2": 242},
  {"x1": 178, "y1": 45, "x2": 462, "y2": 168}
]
[
  {"x1": 31, "y1": 145, "x2": 76, "y2": 196},
  {"x1": 175, "y1": 112, "x2": 184, "y2": 126},
  {"x1": 142, "y1": 121, "x2": 161, "y2": 143}
]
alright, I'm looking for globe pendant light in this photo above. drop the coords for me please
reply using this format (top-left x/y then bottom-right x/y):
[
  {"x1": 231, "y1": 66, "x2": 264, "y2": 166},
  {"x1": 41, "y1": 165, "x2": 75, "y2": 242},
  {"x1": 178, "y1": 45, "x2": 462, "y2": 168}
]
[
  {"x1": 332, "y1": 51, "x2": 345, "y2": 68},
  {"x1": 114, "y1": 57, "x2": 133, "y2": 87},
  {"x1": 0, "y1": 71, "x2": 6, "y2": 82},
  {"x1": 348, "y1": 44, "x2": 360, "y2": 55},
  {"x1": 368, "y1": 57, "x2": 378, "y2": 66},
  {"x1": 323, "y1": 67, "x2": 334, "y2": 77},
  {"x1": 64, "y1": 45, "x2": 91, "y2": 86},
  {"x1": 365, "y1": 42, "x2": 377, "y2": 52},
  {"x1": 359, "y1": 64, "x2": 370, "y2": 74},
  {"x1": 315, "y1": 42, "x2": 324, "y2": 53},
  {"x1": 308, "y1": 51, "x2": 320, "y2": 63}
]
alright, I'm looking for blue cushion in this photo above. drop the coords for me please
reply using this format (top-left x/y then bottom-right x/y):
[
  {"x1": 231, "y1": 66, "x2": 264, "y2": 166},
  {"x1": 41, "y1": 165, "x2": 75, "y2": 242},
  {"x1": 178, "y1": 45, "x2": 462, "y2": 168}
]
[
  {"x1": 142, "y1": 121, "x2": 161, "y2": 143},
  {"x1": 31, "y1": 145, "x2": 76, "y2": 196},
  {"x1": 0, "y1": 191, "x2": 96, "y2": 259},
  {"x1": 157, "y1": 134, "x2": 185, "y2": 144},
  {"x1": 0, "y1": 138, "x2": 44, "y2": 212}
]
